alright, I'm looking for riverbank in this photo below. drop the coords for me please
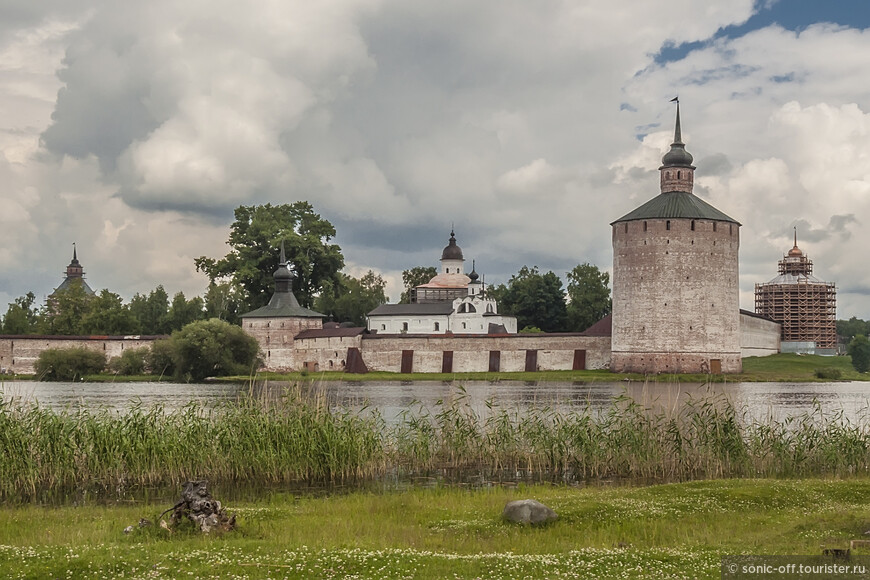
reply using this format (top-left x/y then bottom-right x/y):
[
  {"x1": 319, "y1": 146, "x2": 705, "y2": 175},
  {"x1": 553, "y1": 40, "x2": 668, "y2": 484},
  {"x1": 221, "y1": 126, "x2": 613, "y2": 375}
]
[
  {"x1": 5, "y1": 352, "x2": 863, "y2": 383},
  {"x1": 1, "y1": 478, "x2": 869, "y2": 578},
  {"x1": 222, "y1": 353, "x2": 867, "y2": 384}
]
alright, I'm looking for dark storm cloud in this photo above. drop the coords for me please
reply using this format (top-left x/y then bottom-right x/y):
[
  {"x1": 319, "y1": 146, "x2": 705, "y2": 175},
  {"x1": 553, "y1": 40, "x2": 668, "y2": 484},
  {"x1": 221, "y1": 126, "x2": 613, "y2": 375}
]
[{"x1": 790, "y1": 214, "x2": 856, "y2": 243}]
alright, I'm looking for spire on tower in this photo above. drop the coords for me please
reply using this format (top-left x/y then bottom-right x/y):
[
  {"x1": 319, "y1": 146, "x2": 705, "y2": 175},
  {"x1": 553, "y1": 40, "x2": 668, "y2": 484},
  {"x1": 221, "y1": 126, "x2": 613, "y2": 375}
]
[{"x1": 673, "y1": 98, "x2": 683, "y2": 144}]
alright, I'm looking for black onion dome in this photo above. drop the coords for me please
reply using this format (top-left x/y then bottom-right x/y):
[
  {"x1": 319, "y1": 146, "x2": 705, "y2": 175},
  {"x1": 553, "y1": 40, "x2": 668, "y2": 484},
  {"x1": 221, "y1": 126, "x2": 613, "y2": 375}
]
[
  {"x1": 662, "y1": 142, "x2": 694, "y2": 167},
  {"x1": 661, "y1": 101, "x2": 694, "y2": 168},
  {"x1": 441, "y1": 229, "x2": 464, "y2": 260},
  {"x1": 468, "y1": 260, "x2": 480, "y2": 282},
  {"x1": 273, "y1": 241, "x2": 294, "y2": 280},
  {"x1": 273, "y1": 263, "x2": 293, "y2": 280}
]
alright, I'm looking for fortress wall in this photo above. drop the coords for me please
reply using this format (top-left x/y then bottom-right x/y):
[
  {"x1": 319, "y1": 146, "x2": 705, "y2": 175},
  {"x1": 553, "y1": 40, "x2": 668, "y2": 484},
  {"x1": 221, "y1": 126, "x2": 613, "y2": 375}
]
[
  {"x1": 0, "y1": 335, "x2": 163, "y2": 375},
  {"x1": 740, "y1": 312, "x2": 781, "y2": 358},
  {"x1": 355, "y1": 334, "x2": 611, "y2": 373}
]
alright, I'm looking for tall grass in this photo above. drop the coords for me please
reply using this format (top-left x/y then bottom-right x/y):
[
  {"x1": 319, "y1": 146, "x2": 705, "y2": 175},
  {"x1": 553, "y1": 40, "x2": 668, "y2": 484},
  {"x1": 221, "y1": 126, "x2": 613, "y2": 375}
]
[{"x1": 2, "y1": 384, "x2": 870, "y2": 501}]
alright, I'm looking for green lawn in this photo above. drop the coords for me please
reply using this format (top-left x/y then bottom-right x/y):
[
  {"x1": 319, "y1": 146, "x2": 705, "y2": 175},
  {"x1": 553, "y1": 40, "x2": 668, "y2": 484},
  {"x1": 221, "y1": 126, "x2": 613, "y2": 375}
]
[{"x1": 2, "y1": 479, "x2": 870, "y2": 578}]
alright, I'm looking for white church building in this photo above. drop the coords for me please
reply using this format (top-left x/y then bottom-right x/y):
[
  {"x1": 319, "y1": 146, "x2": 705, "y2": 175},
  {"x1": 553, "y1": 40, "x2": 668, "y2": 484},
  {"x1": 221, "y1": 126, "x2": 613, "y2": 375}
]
[{"x1": 366, "y1": 231, "x2": 518, "y2": 335}]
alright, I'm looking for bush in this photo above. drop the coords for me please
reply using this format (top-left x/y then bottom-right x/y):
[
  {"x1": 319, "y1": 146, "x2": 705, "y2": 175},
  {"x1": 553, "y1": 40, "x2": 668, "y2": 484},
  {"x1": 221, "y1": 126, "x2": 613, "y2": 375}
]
[
  {"x1": 107, "y1": 347, "x2": 149, "y2": 376},
  {"x1": 814, "y1": 367, "x2": 842, "y2": 380},
  {"x1": 168, "y1": 318, "x2": 261, "y2": 381},
  {"x1": 34, "y1": 347, "x2": 107, "y2": 381},
  {"x1": 147, "y1": 339, "x2": 176, "y2": 377},
  {"x1": 848, "y1": 335, "x2": 870, "y2": 373}
]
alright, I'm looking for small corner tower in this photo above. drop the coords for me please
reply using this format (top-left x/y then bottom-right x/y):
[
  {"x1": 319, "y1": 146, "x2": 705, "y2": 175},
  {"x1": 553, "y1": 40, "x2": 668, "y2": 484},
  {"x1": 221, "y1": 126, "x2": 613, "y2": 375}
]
[
  {"x1": 610, "y1": 101, "x2": 742, "y2": 374},
  {"x1": 240, "y1": 242, "x2": 324, "y2": 370},
  {"x1": 51, "y1": 243, "x2": 96, "y2": 297}
]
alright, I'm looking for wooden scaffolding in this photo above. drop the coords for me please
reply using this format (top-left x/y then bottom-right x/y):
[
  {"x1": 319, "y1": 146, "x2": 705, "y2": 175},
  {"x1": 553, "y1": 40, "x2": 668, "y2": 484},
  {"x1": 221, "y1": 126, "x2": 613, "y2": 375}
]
[{"x1": 754, "y1": 240, "x2": 837, "y2": 349}]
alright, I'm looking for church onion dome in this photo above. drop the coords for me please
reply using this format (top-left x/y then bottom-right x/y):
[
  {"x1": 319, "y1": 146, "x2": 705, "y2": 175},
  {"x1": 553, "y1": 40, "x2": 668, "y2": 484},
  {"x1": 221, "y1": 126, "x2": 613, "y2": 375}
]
[
  {"x1": 661, "y1": 142, "x2": 694, "y2": 167},
  {"x1": 441, "y1": 229, "x2": 464, "y2": 260},
  {"x1": 660, "y1": 101, "x2": 694, "y2": 168},
  {"x1": 273, "y1": 263, "x2": 294, "y2": 280},
  {"x1": 468, "y1": 262, "x2": 480, "y2": 283},
  {"x1": 787, "y1": 228, "x2": 803, "y2": 257}
]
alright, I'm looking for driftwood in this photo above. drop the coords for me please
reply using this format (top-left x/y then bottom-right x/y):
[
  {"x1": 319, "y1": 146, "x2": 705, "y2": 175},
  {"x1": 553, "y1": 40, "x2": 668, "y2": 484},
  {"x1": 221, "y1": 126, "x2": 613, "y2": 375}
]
[{"x1": 159, "y1": 480, "x2": 236, "y2": 534}]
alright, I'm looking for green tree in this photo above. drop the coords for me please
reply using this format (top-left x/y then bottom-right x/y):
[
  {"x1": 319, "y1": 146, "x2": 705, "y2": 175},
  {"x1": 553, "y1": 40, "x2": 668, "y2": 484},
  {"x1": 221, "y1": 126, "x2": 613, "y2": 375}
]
[
  {"x1": 315, "y1": 270, "x2": 387, "y2": 326},
  {"x1": 168, "y1": 318, "x2": 261, "y2": 381},
  {"x1": 399, "y1": 266, "x2": 437, "y2": 303},
  {"x1": 195, "y1": 202, "x2": 344, "y2": 312},
  {"x1": 837, "y1": 317, "x2": 870, "y2": 342},
  {"x1": 39, "y1": 282, "x2": 93, "y2": 335},
  {"x1": 34, "y1": 347, "x2": 107, "y2": 381},
  {"x1": 1, "y1": 292, "x2": 40, "y2": 334},
  {"x1": 565, "y1": 263, "x2": 612, "y2": 332},
  {"x1": 129, "y1": 286, "x2": 170, "y2": 334},
  {"x1": 165, "y1": 292, "x2": 205, "y2": 331},
  {"x1": 148, "y1": 339, "x2": 177, "y2": 378},
  {"x1": 849, "y1": 334, "x2": 870, "y2": 373},
  {"x1": 81, "y1": 290, "x2": 139, "y2": 335},
  {"x1": 107, "y1": 347, "x2": 150, "y2": 375},
  {"x1": 498, "y1": 266, "x2": 568, "y2": 332},
  {"x1": 203, "y1": 281, "x2": 243, "y2": 324}
]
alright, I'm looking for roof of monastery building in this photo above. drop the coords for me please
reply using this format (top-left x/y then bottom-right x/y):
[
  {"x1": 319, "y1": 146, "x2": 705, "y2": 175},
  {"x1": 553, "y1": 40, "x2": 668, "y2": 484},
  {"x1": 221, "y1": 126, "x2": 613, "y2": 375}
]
[{"x1": 368, "y1": 303, "x2": 455, "y2": 316}]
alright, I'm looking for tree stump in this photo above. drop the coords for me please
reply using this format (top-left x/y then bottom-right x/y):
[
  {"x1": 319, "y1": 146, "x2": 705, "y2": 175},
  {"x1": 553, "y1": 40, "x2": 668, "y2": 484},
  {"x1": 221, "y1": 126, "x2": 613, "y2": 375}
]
[{"x1": 164, "y1": 480, "x2": 235, "y2": 534}]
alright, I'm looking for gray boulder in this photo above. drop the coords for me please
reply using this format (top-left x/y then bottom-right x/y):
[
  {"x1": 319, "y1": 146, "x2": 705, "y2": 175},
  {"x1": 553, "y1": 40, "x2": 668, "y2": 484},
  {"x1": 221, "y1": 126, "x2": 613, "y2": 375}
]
[{"x1": 502, "y1": 499, "x2": 558, "y2": 525}]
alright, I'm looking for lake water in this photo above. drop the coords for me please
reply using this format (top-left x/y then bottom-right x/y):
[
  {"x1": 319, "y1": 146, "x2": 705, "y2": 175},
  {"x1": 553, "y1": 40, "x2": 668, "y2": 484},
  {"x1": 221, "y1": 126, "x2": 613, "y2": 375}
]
[{"x1": 2, "y1": 378, "x2": 870, "y2": 425}]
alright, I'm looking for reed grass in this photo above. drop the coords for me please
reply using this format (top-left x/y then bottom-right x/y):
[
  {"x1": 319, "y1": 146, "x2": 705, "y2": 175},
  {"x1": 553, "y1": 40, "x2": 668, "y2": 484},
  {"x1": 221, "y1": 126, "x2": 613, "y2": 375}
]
[{"x1": 2, "y1": 384, "x2": 870, "y2": 501}]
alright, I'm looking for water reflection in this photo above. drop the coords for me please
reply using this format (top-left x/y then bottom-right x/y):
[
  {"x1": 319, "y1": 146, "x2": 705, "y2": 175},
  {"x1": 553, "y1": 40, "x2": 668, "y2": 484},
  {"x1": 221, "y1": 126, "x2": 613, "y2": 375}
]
[
  {"x1": 1, "y1": 379, "x2": 869, "y2": 426},
  {"x1": 0, "y1": 380, "x2": 249, "y2": 411}
]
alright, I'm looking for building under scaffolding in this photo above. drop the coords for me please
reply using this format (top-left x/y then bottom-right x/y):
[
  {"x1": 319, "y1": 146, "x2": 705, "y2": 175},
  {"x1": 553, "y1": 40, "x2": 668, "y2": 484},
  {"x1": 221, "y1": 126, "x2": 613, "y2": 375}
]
[{"x1": 754, "y1": 232, "x2": 837, "y2": 354}]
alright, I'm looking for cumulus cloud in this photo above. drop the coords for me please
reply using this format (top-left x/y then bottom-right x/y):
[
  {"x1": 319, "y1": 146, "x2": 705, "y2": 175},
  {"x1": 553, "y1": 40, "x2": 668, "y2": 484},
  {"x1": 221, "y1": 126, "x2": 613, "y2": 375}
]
[{"x1": 4, "y1": 0, "x2": 870, "y2": 320}]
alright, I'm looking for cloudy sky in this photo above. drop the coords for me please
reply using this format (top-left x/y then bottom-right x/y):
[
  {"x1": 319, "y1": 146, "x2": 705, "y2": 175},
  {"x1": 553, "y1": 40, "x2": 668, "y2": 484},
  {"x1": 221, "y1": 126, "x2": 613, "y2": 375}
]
[{"x1": 2, "y1": 0, "x2": 870, "y2": 318}]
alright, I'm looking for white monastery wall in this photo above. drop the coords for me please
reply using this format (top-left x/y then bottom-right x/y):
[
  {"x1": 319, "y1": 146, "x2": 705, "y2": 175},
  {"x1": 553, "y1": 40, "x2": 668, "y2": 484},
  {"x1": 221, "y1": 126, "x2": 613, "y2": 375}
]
[
  {"x1": 739, "y1": 312, "x2": 781, "y2": 358},
  {"x1": 353, "y1": 334, "x2": 611, "y2": 373}
]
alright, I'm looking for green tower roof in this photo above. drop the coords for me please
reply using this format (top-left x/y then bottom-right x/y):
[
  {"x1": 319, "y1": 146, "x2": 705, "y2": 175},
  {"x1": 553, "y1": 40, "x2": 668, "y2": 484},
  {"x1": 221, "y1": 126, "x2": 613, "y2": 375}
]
[{"x1": 611, "y1": 191, "x2": 740, "y2": 225}]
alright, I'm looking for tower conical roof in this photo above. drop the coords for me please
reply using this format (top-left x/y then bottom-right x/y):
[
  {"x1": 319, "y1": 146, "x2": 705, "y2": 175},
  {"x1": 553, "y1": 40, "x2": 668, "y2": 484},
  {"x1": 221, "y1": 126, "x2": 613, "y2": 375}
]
[
  {"x1": 241, "y1": 242, "x2": 324, "y2": 319},
  {"x1": 661, "y1": 101, "x2": 694, "y2": 168}
]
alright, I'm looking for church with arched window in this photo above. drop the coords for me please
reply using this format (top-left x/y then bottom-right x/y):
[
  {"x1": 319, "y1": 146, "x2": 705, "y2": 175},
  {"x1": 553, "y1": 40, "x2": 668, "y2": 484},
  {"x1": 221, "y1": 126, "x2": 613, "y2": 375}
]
[{"x1": 366, "y1": 230, "x2": 517, "y2": 335}]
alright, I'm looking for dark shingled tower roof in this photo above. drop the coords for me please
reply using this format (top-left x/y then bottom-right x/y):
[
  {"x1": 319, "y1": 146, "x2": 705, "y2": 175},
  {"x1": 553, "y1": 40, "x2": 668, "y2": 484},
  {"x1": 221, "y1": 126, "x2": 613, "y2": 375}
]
[
  {"x1": 241, "y1": 242, "x2": 324, "y2": 319},
  {"x1": 52, "y1": 244, "x2": 96, "y2": 296},
  {"x1": 611, "y1": 191, "x2": 739, "y2": 224}
]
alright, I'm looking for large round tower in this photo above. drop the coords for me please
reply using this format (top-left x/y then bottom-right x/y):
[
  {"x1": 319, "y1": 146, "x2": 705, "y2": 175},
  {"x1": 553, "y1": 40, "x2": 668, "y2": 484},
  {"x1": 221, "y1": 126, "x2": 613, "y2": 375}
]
[{"x1": 610, "y1": 102, "x2": 742, "y2": 374}]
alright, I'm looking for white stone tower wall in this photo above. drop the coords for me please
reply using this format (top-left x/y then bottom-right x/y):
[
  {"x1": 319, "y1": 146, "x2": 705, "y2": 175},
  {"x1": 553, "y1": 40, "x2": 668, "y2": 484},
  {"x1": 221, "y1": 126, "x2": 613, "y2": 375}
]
[{"x1": 611, "y1": 217, "x2": 741, "y2": 373}]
